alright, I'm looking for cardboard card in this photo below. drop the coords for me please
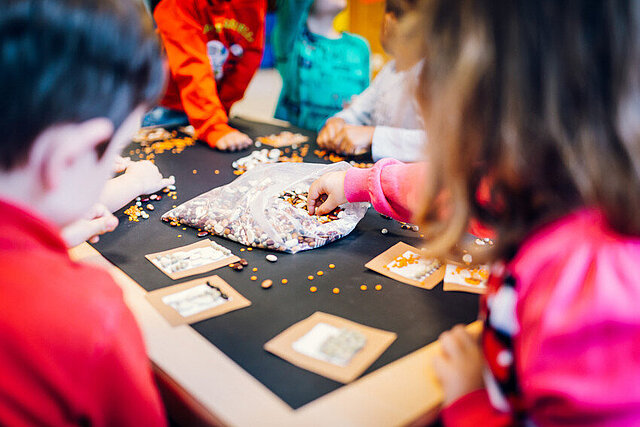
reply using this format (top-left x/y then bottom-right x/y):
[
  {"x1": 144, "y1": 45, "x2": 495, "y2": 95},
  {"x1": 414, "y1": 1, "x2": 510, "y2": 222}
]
[
  {"x1": 264, "y1": 312, "x2": 397, "y2": 384},
  {"x1": 145, "y1": 239, "x2": 239, "y2": 280},
  {"x1": 365, "y1": 242, "x2": 445, "y2": 290},
  {"x1": 442, "y1": 263, "x2": 489, "y2": 294},
  {"x1": 146, "y1": 275, "x2": 251, "y2": 326}
]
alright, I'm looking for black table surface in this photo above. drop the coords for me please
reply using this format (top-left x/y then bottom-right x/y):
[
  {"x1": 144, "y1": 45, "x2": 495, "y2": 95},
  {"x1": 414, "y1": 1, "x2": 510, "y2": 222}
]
[{"x1": 92, "y1": 117, "x2": 479, "y2": 410}]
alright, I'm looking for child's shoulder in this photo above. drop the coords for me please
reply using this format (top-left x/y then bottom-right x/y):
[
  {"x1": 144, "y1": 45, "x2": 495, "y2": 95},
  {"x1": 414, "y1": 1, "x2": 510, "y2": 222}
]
[
  {"x1": 1, "y1": 248, "x2": 130, "y2": 347},
  {"x1": 511, "y1": 209, "x2": 640, "y2": 304},
  {"x1": 339, "y1": 31, "x2": 371, "y2": 54}
]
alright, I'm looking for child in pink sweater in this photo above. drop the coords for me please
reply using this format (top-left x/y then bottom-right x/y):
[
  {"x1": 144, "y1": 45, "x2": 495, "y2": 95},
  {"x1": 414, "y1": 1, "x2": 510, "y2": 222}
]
[{"x1": 307, "y1": 1, "x2": 640, "y2": 425}]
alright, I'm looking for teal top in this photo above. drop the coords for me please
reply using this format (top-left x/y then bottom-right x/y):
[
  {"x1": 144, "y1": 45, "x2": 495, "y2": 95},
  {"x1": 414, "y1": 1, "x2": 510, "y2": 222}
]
[{"x1": 273, "y1": 0, "x2": 370, "y2": 130}]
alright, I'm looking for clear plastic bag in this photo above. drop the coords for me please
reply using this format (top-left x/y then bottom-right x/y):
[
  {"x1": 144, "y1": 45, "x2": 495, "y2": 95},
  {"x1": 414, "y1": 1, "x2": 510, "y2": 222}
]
[{"x1": 162, "y1": 162, "x2": 369, "y2": 253}]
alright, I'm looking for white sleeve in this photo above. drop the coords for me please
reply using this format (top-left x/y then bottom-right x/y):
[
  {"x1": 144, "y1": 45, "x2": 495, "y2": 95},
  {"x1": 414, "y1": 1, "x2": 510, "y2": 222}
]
[{"x1": 371, "y1": 126, "x2": 427, "y2": 162}]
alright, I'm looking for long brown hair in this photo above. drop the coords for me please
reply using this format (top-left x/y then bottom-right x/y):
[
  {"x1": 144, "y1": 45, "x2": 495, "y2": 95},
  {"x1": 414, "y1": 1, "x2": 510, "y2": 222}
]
[{"x1": 407, "y1": 0, "x2": 640, "y2": 259}]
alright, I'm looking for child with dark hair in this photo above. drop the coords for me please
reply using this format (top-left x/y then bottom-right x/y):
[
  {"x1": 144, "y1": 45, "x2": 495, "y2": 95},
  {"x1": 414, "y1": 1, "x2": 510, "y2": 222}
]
[
  {"x1": 146, "y1": 0, "x2": 266, "y2": 151},
  {"x1": 317, "y1": 0, "x2": 424, "y2": 161},
  {"x1": 273, "y1": 0, "x2": 370, "y2": 130},
  {"x1": 0, "y1": 0, "x2": 167, "y2": 424},
  {"x1": 308, "y1": 0, "x2": 640, "y2": 425}
]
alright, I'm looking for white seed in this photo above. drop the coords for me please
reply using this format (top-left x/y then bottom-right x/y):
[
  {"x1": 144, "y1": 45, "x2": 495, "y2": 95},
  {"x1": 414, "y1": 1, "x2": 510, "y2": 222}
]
[
  {"x1": 463, "y1": 254, "x2": 473, "y2": 264},
  {"x1": 381, "y1": 228, "x2": 388, "y2": 234},
  {"x1": 266, "y1": 254, "x2": 278, "y2": 262}
]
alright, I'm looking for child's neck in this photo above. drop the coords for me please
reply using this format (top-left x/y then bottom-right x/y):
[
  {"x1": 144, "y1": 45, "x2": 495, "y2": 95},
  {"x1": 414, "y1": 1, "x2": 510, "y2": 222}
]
[{"x1": 307, "y1": 13, "x2": 341, "y2": 39}]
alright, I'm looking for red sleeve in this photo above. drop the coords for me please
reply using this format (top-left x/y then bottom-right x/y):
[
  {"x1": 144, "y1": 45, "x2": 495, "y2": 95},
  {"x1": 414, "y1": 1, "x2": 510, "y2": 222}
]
[
  {"x1": 90, "y1": 303, "x2": 167, "y2": 427},
  {"x1": 441, "y1": 389, "x2": 513, "y2": 427},
  {"x1": 217, "y1": 3, "x2": 266, "y2": 110},
  {"x1": 154, "y1": 0, "x2": 234, "y2": 147}
]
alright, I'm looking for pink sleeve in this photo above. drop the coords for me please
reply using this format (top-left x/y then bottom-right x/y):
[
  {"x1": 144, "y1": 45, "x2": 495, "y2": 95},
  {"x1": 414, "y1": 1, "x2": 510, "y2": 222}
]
[
  {"x1": 441, "y1": 389, "x2": 513, "y2": 427},
  {"x1": 344, "y1": 158, "x2": 427, "y2": 223},
  {"x1": 512, "y1": 211, "x2": 640, "y2": 427}
]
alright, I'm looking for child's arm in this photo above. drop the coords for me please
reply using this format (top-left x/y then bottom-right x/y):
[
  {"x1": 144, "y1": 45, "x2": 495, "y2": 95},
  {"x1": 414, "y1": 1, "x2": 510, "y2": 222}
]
[
  {"x1": 153, "y1": 0, "x2": 251, "y2": 150},
  {"x1": 273, "y1": 0, "x2": 314, "y2": 75},
  {"x1": 307, "y1": 158, "x2": 427, "y2": 222},
  {"x1": 100, "y1": 160, "x2": 175, "y2": 213},
  {"x1": 61, "y1": 204, "x2": 118, "y2": 247},
  {"x1": 434, "y1": 326, "x2": 513, "y2": 427},
  {"x1": 371, "y1": 128, "x2": 426, "y2": 162}
]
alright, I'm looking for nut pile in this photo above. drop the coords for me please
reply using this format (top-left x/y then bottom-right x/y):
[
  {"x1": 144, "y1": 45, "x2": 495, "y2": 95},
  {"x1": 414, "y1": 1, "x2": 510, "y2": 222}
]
[
  {"x1": 257, "y1": 131, "x2": 309, "y2": 148},
  {"x1": 162, "y1": 170, "x2": 368, "y2": 254},
  {"x1": 232, "y1": 145, "x2": 310, "y2": 175}
]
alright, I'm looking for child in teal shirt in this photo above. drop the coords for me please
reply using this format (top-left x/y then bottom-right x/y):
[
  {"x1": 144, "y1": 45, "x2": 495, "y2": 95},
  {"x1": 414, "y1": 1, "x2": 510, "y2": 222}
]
[{"x1": 274, "y1": 0, "x2": 370, "y2": 130}]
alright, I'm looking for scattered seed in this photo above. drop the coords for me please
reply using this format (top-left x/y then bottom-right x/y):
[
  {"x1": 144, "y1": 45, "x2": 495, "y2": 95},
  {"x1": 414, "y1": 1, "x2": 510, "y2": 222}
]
[
  {"x1": 150, "y1": 194, "x2": 158, "y2": 200},
  {"x1": 214, "y1": 170, "x2": 220, "y2": 174},
  {"x1": 239, "y1": 259, "x2": 248, "y2": 266},
  {"x1": 240, "y1": 248, "x2": 245, "y2": 252},
  {"x1": 146, "y1": 204, "x2": 155, "y2": 211},
  {"x1": 247, "y1": 248, "x2": 253, "y2": 251},
  {"x1": 310, "y1": 286, "x2": 317, "y2": 293},
  {"x1": 197, "y1": 231, "x2": 208, "y2": 237},
  {"x1": 332, "y1": 287, "x2": 340, "y2": 294},
  {"x1": 192, "y1": 169, "x2": 197, "y2": 174},
  {"x1": 317, "y1": 271, "x2": 324, "y2": 276},
  {"x1": 381, "y1": 228, "x2": 389, "y2": 234},
  {"x1": 261, "y1": 279, "x2": 273, "y2": 289},
  {"x1": 375, "y1": 284, "x2": 382, "y2": 291},
  {"x1": 252, "y1": 267, "x2": 258, "y2": 272},
  {"x1": 463, "y1": 254, "x2": 473, "y2": 264},
  {"x1": 360, "y1": 284, "x2": 367, "y2": 291},
  {"x1": 412, "y1": 225, "x2": 420, "y2": 232},
  {"x1": 281, "y1": 279, "x2": 288, "y2": 284},
  {"x1": 177, "y1": 234, "x2": 182, "y2": 238},
  {"x1": 266, "y1": 254, "x2": 278, "y2": 262},
  {"x1": 329, "y1": 264, "x2": 335, "y2": 269},
  {"x1": 250, "y1": 276, "x2": 257, "y2": 281},
  {"x1": 308, "y1": 275, "x2": 314, "y2": 281}
]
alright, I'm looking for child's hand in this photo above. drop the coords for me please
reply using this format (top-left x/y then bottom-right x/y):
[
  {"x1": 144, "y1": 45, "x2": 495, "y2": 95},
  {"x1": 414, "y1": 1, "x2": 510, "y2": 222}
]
[
  {"x1": 433, "y1": 325, "x2": 485, "y2": 406},
  {"x1": 123, "y1": 160, "x2": 175, "y2": 195},
  {"x1": 216, "y1": 130, "x2": 253, "y2": 151},
  {"x1": 317, "y1": 117, "x2": 346, "y2": 149},
  {"x1": 113, "y1": 156, "x2": 132, "y2": 173},
  {"x1": 334, "y1": 125, "x2": 375, "y2": 156},
  {"x1": 307, "y1": 171, "x2": 348, "y2": 215},
  {"x1": 61, "y1": 204, "x2": 118, "y2": 247}
]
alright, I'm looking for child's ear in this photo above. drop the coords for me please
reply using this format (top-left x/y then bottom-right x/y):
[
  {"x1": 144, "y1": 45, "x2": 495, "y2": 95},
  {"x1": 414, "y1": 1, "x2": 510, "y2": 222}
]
[{"x1": 30, "y1": 118, "x2": 114, "y2": 191}]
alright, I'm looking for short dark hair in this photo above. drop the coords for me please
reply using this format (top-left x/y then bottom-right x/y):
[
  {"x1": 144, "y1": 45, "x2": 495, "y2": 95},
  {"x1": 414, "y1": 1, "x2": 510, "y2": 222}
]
[
  {"x1": 0, "y1": 0, "x2": 165, "y2": 170},
  {"x1": 385, "y1": 0, "x2": 418, "y2": 18}
]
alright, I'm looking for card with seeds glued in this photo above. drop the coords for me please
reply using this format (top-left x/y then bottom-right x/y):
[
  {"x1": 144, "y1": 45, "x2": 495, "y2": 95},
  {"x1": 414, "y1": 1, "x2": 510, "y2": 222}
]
[
  {"x1": 365, "y1": 242, "x2": 445, "y2": 290},
  {"x1": 146, "y1": 275, "x2": 251, "y2": 326},
  {"x1": 145, "y1": 239, "x2": 239, "y2": 280},
  {"x1": 264, "y1": 312, "x2": 397, "y2": 384},
  {"x1": 442, "y1": 263, "x2": 489, "y2": 294}
]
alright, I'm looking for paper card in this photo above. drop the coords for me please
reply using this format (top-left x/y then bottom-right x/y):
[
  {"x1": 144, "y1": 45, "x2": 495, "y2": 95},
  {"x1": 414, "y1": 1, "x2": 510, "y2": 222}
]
[
  {"x1": 365, "y1": 242, "x2": 445, "y2": 290},
  {"x1": 442, "y1": 263, "x2": 489, "y2": 294},
  {"x1": 146, "y1": 275, "x2": 251, "y2": 326},
  {"x1": 264, "y1": 312, "x2": 397, "y2": 384},
  {"x1": 257, "y1": 131, "x2": 309, "y2": 148},
  {"x1": 145, "y1": 239, "x2": 239, "y2": 280}
]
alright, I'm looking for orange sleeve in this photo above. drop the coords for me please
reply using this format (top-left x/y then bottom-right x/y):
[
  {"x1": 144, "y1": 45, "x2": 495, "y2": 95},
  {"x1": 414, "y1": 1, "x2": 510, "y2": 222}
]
[
  {"x1": 217, "y1": 3, "x2": 266, "y2": 110},
  {"x1": 154, "y1": 0, "x2": 234, "y2": 147}
]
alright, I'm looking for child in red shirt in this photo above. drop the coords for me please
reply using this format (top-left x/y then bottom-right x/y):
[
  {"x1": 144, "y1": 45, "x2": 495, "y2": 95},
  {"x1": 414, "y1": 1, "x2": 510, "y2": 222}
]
[
  {"x1": 0, "y1": 0, "x2": 167, "y2": 425},
  {"x1": 149, "y1": 0, "x2": 266, "y2": 151}
]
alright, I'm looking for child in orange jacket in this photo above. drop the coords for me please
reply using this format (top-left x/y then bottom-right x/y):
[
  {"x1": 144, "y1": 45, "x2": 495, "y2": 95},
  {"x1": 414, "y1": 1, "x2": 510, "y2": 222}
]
[{"x1": 149, "y1": 0, "x2": 266, "y2": 151}]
